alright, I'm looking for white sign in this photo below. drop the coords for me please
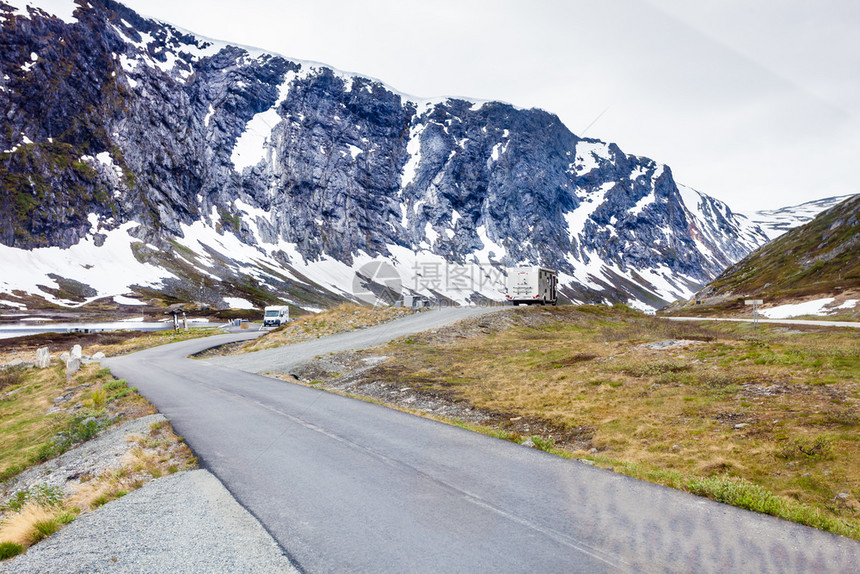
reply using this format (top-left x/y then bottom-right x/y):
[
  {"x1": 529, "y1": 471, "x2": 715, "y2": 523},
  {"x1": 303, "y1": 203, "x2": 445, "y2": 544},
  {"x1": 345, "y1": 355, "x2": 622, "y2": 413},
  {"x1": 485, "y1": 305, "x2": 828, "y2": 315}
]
[{"x1": 744, "y1": 299, "x2": 764, "y2": 305}]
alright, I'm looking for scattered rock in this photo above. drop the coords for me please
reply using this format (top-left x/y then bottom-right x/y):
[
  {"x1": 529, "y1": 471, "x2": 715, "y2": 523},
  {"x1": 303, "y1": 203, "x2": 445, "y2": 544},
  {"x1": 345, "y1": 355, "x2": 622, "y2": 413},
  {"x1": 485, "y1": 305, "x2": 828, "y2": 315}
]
[
  {"x1": 640, "y1": 340, "x2": 703, "y2": 351},
  {"x1": 91, "y1": 351, "x2": 106, "y2": 360},
  {"x1": 521, "y1": 438, "x2": 535, "y2": 448},
  {"x1": 360, "y1": 356, "x2": 388, "y2": 367},
  {"x1": 36, "y1": 347, "x2": 51, "y2": 368},
  {"x1": 671, "y1": 445, "x2": 681, "y2": 451},
  {"x1": 7, "y1": 358, "x2": 24, "y2": 367},
  {"x1": 733, "y1": 423, "x2": 750, "y2": 429},
  {"x1": 66, "y1": 357, "x2": 81, "y2": 376},
  {"x1": 836, "y1": 492, "x2": 850, "y2": 500},
  {"x1": 53, "y1": 392, "x2": 76, "y2": 404},
  {"x1": 60, "y1": 351, "x2": 70, "y2": 363},
  {"x1": 70, "y1": 345, "x2": 83, "y2": 360},
  {"x1": 578, "y1": 459, "x2": 596, "y2": 466}
]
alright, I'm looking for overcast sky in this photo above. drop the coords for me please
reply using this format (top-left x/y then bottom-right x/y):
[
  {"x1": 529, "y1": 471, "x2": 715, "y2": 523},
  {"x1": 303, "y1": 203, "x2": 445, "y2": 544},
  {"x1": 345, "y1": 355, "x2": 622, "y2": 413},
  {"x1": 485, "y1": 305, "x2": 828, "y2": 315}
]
[{"x1": 120, "y1": 0, "x2": 860, "y2": 212}]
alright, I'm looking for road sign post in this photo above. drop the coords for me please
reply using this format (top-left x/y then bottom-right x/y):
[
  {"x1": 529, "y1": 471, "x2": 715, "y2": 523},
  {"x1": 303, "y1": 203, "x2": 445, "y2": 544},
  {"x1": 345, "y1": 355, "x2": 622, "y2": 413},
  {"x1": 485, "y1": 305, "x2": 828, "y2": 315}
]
[{"x1": 744, "y1": 299, "x2": 764, "y2": 328}]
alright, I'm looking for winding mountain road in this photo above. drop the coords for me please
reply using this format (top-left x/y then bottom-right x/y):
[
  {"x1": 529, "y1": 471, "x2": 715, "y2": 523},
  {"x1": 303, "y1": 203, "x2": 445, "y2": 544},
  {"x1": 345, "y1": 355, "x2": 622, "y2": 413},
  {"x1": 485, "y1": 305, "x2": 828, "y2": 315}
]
[{"x1": 106, "y1": 309, "x2": 860, "y2": 573}]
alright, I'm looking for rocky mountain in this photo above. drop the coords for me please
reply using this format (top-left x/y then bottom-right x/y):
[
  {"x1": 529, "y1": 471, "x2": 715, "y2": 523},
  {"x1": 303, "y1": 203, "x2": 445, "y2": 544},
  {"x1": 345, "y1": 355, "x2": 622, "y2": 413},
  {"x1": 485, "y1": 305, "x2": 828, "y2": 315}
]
[
  {"x1": 665, "y1": 194, "x2": 860, "y2": 316},
  {"x1": 747, "y1": 195, "x2": 856, "y2": 240},
  {"x1": 0, "y1": 0, "x2": 769, "y2": 315}
]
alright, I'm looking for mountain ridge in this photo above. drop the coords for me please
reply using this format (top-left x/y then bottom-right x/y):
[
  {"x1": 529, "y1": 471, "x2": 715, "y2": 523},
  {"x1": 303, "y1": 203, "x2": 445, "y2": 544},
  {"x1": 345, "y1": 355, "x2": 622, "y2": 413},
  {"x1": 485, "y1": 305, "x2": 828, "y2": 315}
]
[
  {"x1": 663, "y1": 193, "x2": 860, "y2": 317},
  {"x1": 1, "y1": 0, "x2": 768, "y2": 313}
]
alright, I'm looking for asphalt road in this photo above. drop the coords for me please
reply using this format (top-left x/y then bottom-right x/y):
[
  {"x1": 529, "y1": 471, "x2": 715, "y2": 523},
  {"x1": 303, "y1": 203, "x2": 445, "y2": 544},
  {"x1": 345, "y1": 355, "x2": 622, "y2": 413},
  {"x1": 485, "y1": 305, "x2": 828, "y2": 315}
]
[
  {"x1": 106, "y1": 310, "x2": 860, "y2": 573},
  {"x1": 205, "y1": 306, "x2": 502, "y2": 374}
]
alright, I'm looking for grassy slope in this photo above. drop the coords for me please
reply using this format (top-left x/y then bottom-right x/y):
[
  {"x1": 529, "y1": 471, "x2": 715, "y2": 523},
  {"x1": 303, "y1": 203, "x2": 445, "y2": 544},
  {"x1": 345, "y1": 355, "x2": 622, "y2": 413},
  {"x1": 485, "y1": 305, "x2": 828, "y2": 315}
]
[
  {"x1": 703, "y1": 194, "x2": 860, "y2": 300},
  {"x1": 0, "y1": 338, "x2": 199, "y2": 559},
  {"x1": 360, "y1": 306, "x2": 859, "y2": 538}
]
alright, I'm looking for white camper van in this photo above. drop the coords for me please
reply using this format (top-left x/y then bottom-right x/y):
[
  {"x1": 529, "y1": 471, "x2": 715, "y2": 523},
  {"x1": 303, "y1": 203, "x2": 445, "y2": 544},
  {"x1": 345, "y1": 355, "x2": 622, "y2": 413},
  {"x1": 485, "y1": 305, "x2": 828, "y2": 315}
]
[
  {"x1": 505, "y1": 266, "x2": 558, "y2": 305},
  {"x1": 262, "y1": 305, "x2": 290, "y2": 327}
]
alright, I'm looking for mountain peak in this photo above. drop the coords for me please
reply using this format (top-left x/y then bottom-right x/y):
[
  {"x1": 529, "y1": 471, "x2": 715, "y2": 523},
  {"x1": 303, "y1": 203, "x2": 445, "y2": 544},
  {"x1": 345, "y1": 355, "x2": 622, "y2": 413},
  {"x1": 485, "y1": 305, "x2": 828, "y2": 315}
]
[{"x1": 0, "y1": 0, "x2": 769, "y2": 313}]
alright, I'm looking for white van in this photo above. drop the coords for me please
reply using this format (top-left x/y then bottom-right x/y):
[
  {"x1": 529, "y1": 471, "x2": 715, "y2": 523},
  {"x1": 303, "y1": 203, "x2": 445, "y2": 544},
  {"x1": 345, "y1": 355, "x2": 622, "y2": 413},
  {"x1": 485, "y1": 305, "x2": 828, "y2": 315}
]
[
  {"x1": 263, "y1": 305, "x2": 290, "y2": 327},
  {"x1": 505, "y1": 266, "x2": 558, "y2": 305}
]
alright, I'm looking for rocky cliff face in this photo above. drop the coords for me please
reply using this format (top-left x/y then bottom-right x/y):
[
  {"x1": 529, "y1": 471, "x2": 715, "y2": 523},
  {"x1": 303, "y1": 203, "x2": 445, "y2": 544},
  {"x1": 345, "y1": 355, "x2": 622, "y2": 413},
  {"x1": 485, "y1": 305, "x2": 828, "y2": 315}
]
[{"x1": 0, "y1": 0, "x2": 768, "y2": 311}]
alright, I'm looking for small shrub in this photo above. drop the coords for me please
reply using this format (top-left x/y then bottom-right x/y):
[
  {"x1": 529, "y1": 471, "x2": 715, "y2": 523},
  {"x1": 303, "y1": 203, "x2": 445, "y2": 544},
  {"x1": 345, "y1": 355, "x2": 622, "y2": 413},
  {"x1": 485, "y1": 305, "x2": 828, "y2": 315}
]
[
  {"x1": 0, "y1": 542, "x2": 25, "y2": 560},
  {"x1": 36, "y1": 416, "x2": 109, "y2": 461},
  {"x1": 90, "y1": 389, "x2": 106, "y2": 409},
  {"x1": 778, "y1": 436, "x2": 834, "y2": 460},
  {"x1": 687, "y1": 475, "x2": 785, "y2": 516},
  {"x1": 819, "y1": 410, "x2": 860, "y2": 426},
  {"x1": 531, "y1": 436, "x2": 556, "y2": 453},
  {"x1": 103, "y1": 379, "x2": 127, "y2": 391},
  {"x1": 0, "y1": 367, "x2": 25, "y2": 392},
  {"x1": 55, "y1": 508, "x2": 80, "y2": 524},
  {"x1": 31, "y1": 519, "x2": 59, "y2": 541},
  {"x1": 620, "y1": 361, "x2": 692, "y2": 378},
  {"x1": 108, "y1": 388, "x2": 131, "y2": 402},
  {"x1": 2, "y1": 485, "x2": 63, "y2": 512}
]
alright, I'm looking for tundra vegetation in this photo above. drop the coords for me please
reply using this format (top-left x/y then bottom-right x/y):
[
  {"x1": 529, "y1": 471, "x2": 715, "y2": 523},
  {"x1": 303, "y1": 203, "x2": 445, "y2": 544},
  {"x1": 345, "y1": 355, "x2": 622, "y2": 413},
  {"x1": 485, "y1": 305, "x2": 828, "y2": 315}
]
[{"x1": 338, "y1": 305, "x2": 859, "y2": 539}]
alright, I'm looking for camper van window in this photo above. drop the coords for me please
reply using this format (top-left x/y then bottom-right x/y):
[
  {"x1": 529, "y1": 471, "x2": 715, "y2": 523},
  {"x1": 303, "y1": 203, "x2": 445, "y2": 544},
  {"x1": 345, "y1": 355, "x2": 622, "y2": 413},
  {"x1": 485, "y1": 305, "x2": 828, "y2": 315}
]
[{"x1": 265, "y1": 310, "x2": 279, "y2": 317}]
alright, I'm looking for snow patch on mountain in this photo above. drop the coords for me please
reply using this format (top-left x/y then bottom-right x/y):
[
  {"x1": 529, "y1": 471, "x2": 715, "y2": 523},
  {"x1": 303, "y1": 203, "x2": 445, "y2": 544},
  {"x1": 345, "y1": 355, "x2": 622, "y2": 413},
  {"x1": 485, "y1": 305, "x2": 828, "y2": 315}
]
[
  {"x1": 0, "y1": 222, "x2": 174, "y2": 307},
  {"x1": 747, "y1": 194, "x2": 857, "y2": 239},
  {"x1": 2, "y1": 0, "x2": 79, "y2": 24}
]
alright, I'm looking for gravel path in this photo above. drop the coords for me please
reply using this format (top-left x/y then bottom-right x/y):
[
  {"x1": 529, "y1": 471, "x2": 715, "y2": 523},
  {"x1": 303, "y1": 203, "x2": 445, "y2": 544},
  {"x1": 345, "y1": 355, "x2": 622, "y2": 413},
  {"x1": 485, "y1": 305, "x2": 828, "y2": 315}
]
[{"x1": 1, "y1": 470, "x2": 297, "y2": 574}]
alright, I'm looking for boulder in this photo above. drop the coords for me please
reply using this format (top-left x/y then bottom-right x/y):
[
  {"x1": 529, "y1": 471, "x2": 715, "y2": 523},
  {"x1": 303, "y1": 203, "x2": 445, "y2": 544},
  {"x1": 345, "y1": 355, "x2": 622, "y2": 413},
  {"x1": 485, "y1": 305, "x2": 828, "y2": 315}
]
[
  {"x1": 60, "y1": 351, "x2": 70, "y2": 363},
  {"x1": 66, "y1": 357, "x2": 81, "y2": 376},
  {"x1": 6, "y1": 358, "x2": 24, "y2": 367},
  {"x1": 70, "y1": 345, "x2": 83, "y2": 360},
  {"x1": 91, "y1": 351, "x2": 106, "y2": 360},
  {"x1": 36, "y1": 347, "x2": 51, "y2": 368}
]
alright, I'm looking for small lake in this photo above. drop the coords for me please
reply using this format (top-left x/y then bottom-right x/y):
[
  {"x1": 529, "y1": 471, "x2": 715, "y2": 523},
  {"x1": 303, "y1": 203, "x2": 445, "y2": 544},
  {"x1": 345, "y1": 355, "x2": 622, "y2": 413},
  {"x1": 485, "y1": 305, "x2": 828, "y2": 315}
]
[{"x1": 0, "y1": 321, "x2": 207, "y2": 340}]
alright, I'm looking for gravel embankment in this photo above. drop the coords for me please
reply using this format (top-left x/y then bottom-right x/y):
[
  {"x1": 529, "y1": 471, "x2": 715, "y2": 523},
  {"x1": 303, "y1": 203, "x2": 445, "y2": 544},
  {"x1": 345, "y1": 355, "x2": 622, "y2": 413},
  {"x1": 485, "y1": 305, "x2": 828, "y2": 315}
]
[
  {"x1": 1, "y1": 469, "x2": 297, "y2": 574},
  {"x1": 1, "y1": 414, "x2": 168, "y2": 503}
]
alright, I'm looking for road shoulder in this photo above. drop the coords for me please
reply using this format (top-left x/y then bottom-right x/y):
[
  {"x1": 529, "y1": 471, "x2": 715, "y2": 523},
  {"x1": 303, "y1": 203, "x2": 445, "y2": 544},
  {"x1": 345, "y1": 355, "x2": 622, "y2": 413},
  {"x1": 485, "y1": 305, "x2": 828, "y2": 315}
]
[{"x1": 1, "y1": 469, "x2": 297, "y2": 574}]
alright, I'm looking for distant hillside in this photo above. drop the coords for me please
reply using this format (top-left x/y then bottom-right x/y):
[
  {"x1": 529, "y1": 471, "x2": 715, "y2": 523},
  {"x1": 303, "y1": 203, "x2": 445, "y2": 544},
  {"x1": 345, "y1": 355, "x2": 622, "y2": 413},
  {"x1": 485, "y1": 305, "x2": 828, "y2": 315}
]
[
  {"x1": 665, "y1": 194, "x2": 859, "y2": 314},
  {"x1": 748, "y1": 194, "x2": 856, "y2": 240}
]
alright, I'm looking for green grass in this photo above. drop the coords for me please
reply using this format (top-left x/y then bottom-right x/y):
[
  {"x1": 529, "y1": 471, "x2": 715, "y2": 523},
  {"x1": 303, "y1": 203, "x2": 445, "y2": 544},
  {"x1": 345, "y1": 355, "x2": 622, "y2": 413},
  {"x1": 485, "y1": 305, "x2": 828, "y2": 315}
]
[
  {"x1": 30, "y1": 519, "x2": 59, "y2": 541},
  {"x1": 0, "y1": 542, "x2": 25, "y2": 560}
]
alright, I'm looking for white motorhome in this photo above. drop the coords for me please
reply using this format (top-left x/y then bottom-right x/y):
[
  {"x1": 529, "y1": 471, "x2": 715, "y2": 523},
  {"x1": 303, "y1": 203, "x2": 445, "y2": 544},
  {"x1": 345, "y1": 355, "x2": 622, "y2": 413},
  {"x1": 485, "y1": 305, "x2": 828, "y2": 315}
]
[
  {"x1": 505, "y1": 266, "x2": 558, "y2": 305},
  {"x1": 262, "y1": 305, "x2": 290, "y2": 327}
]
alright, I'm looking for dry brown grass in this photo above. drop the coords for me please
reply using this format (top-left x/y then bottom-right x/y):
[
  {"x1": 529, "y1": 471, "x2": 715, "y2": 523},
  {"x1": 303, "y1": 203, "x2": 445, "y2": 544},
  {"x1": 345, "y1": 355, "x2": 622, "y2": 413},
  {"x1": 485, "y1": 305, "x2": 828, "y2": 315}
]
[
  {"x1": 235, "y1": 304, "x2": 412, "y2": 354},
  {"x1": 0, "y1": 418, "x2": 195, "y2": 551},
  {"x1": 0, "y1": 503, "x2": 58, "y2": 546},
  {"x1": 368, "y1": 305, "x2": 860, "y2": 537}
]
